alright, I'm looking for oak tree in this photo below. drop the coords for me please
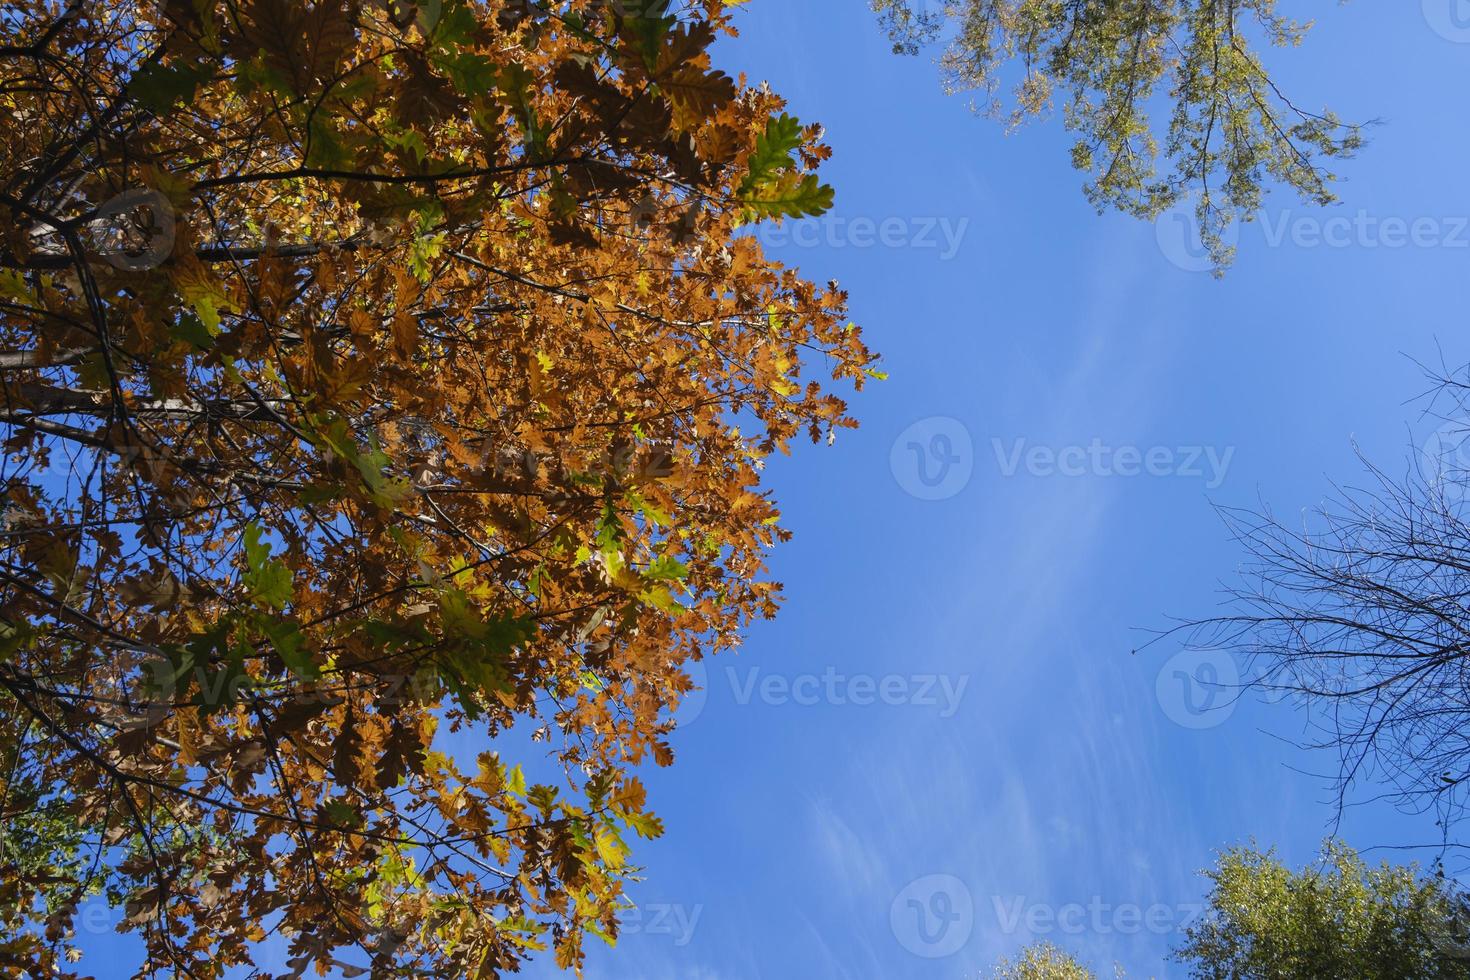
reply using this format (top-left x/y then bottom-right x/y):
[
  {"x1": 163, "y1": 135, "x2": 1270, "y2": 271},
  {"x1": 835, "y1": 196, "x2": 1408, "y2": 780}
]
[{"x1": 0, "y1": 0, "x2": 876, "y2": 976}]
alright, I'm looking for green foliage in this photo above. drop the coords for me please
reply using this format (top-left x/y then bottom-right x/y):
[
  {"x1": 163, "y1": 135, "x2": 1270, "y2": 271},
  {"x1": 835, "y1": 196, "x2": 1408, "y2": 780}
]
[
  {"x1": 241, "y1": 523, "x2": 293, "y2": 611},
  {"x1": 983, "y1": 843, "x2": 1470, "y2": 979},
  {"x1": 738, "y1": 114, "x2": 835, "y2": 221},
  {"x1": 992, "y1": 942, "x2": 1101, "y2": 979},
  {"x1": 0, "y1": 715, "x2": 97, "y2": 964},
  {"x1": 129, "y1": 59, "x2": 213, "y2": 112},
  {"x1": 741, "y1": 114, "x2": 805, "y2": 191},
  {"x1": 1176, "y1": 841, "x2": 1470, "y2": 979},
  {"x1": 619, "y1": 0, "x2": 679, "y2": 69},
  {"x1": 873, "y1": 0, "x2": 1365, "y2": 270}
]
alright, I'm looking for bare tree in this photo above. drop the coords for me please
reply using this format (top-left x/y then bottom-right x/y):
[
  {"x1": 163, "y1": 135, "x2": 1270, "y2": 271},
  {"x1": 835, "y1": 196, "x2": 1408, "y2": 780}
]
[{"x1": 1164, "y1": 366, "x2": 1470, "y2": 847}]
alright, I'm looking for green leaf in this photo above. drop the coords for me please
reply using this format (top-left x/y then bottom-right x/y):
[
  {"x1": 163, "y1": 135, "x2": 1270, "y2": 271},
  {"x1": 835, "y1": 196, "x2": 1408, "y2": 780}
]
[
  {"x1": 259, "y1": 616, "x2": 315, "y2": 679},
  {"x1": 740, "y1": 172, "x2": 835, "y2": 221},
  {"x1": 408, "y1": 230, "x2": 446, "y2": 283},
  {"x1": 437, "y1": 51, "x2": 498, "y2": 95},
  {"x1": 507, "y1": 764, "x2": 527, "y2": 797},
  {"x1": 235, "y1": 53, "x2": 293, "y2": 98},
  {"x1": 0, "y1": 269, "x2": 36, "y2": 303},
  {"x1": 323, "y1": 800, "x2": 362, "y2": 828},
  {"x1": 242, "y1": 523, "x2": 294, "y2": 610},
  {"x1": 429, "y1": 0, "x2": 478, "y2": 49},
  {"x1": 494, "y1": 63, "x2": 548, "y2": 159},
  {"x1": 628, "y1": 491, "x2": 670, "y2": 526},
  {"x1": 311, "y1": 416, "x2": 412, "y2": 508},
  {"x1": 643, "y1": 554, "x2": 688, "y2": 582},
  {"x1": 740, "y1": 114, "x2": 804, "y2": 194},
  {"x1": 382, "y1": 126, "x2": 429, "y2": 165},
  {"x1": 595, "y1": 500, "x2": 624, "y2": 568},
  {"x1": 170, "y1": 312, "x2": 215, "y2": 351},
  {"x1": 179, "y1": 279, "x2": 228, "y2": 338},
  {"x1": 623, "y1": 810, "x2": 664, "y2": 840},
  {"x1": 622, "y1": 0, "x2": 677, "y2": 69},
  {"x1": 528, "y1": 783, "x2": 558, "y2": 816},
  {"x1": 737, "y1": 114, "x2": 834, "y2": 221},
  {"x1": 131, "y1": 60, "x2": 212, "y2": 113},
  {"x1": 593, "y1": 826, "x2": 628, "y2": 869},
  {"x1": 305, "y1": 114, "x2": 352, "y2": 170},
  {"x1": 0, "y1": 620, "x2": 40, "y2": 664},
  {"x1": 639, "y1": 585, "x2": 682, "y2": 614}
]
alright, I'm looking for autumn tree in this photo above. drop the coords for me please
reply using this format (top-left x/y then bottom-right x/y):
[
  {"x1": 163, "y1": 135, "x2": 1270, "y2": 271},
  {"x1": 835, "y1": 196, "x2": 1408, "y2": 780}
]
[
  {"x1": 872, "y1": 0, "x2": 1365, "y2": 270},
  {"x1": 0, "y1": 1, "x2": 876, "y2": 976}
]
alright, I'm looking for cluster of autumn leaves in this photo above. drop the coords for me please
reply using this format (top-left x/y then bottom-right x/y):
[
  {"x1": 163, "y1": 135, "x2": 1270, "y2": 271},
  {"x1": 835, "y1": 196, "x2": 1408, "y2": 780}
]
[{"x1": 0, "y1": 1, "x2": 877, "y2": 976}]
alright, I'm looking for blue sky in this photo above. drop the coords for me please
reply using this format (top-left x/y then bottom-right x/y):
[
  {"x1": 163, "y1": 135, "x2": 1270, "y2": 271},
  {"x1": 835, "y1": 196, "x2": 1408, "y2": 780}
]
[
  {"x1": 519, "y1": 3, "x2": 1470, "y2": 978},
  {"x1": 62, "y1": 3, "x2": 1470, "y2": 978}
]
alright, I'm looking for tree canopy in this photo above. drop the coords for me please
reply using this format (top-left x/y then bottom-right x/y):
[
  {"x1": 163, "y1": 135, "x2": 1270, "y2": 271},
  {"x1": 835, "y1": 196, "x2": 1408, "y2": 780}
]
[
  {"x1": 985, "y1": 843, "x2": 1470, "y2": 979},
  {"x1": 873, "y1": 0, "x2": 1365, "y2": 270},
  {"x1": 0, "y1": 1, "x2": 875, "y2": 976},
  {"x1": 990, "y1": 941, "x2": 1101, "y2": 980},
  {"x1": 1176, "y1": 841, "x2": 1470, "y2": 979}
]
